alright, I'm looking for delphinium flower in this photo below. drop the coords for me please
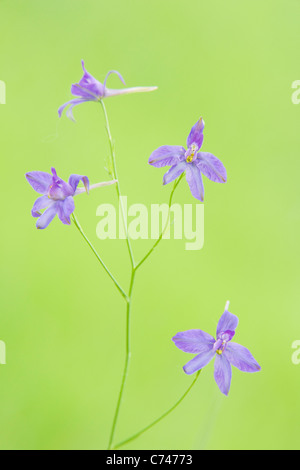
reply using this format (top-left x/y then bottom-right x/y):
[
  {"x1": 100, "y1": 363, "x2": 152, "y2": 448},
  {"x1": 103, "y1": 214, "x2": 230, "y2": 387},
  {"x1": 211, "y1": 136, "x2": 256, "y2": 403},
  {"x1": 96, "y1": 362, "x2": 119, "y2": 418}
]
[
  {"x1": 148, "y1": 118, "x2": 227, "y2": 201},
  {"x1": 58, "y1": 60, "x2": 158, "y2": 121},
  {"x1": 172, "y1": 303, "x2": 261, "y2": 395},
  {"x1": 26, "y1": 167, "x2": 116, "y2": 229}
]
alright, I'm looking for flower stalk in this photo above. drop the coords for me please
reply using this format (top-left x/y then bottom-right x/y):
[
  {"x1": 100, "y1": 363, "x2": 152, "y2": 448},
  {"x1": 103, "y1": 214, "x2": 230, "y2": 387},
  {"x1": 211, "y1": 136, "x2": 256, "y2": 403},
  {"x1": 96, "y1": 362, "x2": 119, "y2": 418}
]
[
  {"x1": 100, "y1": 100, "x2": 136, "y2": 269},
  {"x1": 113, "y1": 370, "x2": 201, "y2": 449},
  {"x1": 72, "y1": 213, "x2": 128, "y2": 302}
]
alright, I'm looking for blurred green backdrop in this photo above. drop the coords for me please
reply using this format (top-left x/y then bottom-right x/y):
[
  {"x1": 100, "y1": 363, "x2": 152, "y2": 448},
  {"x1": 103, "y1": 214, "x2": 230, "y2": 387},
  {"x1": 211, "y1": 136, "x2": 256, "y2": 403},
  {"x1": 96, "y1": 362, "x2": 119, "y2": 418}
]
[{"x1": 0, "y1": 0, "x2": 299, "y2": 450}]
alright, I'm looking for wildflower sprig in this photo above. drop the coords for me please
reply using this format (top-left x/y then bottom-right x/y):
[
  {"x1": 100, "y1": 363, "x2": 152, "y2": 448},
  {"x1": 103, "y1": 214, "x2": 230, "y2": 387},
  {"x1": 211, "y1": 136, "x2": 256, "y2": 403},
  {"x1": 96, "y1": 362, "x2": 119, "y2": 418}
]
[{"x1": 25, "y1": 60, "x2": 261, "y2": 450}]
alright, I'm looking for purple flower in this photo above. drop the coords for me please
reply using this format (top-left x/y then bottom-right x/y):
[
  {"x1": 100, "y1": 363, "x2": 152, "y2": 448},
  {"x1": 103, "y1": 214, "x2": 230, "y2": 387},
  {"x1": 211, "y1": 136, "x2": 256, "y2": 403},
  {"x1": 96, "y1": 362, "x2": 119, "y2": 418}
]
[
  {"x1": 172, "y1": 304, "x2": 261, "y2": 395},
  {"x1": 26, "y1": 167, "x2": 116, "y2": 229},
  {"x1": 148, "y1": 118, "x2": 227, "y2": 201},
  {"x1": 58, "y1": 60, "x2": 158, "y2": 121}
]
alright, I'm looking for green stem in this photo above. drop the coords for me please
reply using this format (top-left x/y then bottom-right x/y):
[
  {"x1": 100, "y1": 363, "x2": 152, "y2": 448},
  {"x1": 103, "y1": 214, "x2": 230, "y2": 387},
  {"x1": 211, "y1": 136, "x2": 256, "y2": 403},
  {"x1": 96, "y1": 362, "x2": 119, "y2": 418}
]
[
  {"x1": 107, "y1": 267, "x2": 136, "y2": 450},
  {"x1": 135, "y1": 173, "x2": 184, "y2": 270},
  {"x1": 100, "y1": 100, "x2": 135, "y2": 269},
  {"x1": 72, "y1": 213, "x2": 128, "y2": 302},
  {"x1": 113, "y1": 370, "x2": 201, "y2": 449}
]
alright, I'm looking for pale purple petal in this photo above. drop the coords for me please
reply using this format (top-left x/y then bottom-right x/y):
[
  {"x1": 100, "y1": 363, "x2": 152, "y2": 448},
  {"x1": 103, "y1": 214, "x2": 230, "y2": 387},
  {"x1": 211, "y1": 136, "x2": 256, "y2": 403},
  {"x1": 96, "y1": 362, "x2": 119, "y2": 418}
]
[
  {"x1": 26, "y1": 171, "x2": 52, "y2": 194},
  {"x1": 172, "y1": 329, "x2": 215, "y2": 354},
  {"x1": 57, "y1": 197, "x2": 75, "y2": 225},
  {"x1": 68, "y1": 174, "x2": 89, "y2": 194},
  {"x1": 183, "y1": 349, "x2": 215, "y2": 375},
  {"x1": 148, "y1": 146, "x2": 186, "y2": 168},
  {"x1": 66, "y1": 100, "x2": 86, "y2": 122},
  {"x1": 163, "y1": 161, "x2": 187, "y2": 185},
  {"x1": 224, "y1": 343, "x2": 261, "y2": 373},
  {"x1": 58, "y1": 100, "x2": 72, "y2": 117},
  {"x1": 187, "y1": 118, "x2": 205, "y2": 149},
  {"x1": 216, "y1": 310, "x2": 239, "y2": 337},
  {"x1": 58, "y1": 99, "x2": 87, "y2": 120},
  {"x1": 196, "y1": 152, "x2": 227, "y2": 183},
  {"x1": 214, "y1": 354, "x2": 232, "y2": 396},
  {"x1": 31, "y1": 195, "x2": 51, "y2": 217},
  {"x1": 103, "y1": 70, "x2": 126, "y2": 88},
  {"x1": 218, "y1": 330, "x2": 235, "y2": 342},
  {"x1": 36, "y1": 203, "x2": 58, "y2": 229},
  {"x1": 185, "y1": 163, "x2": 204, "y2": 201}
]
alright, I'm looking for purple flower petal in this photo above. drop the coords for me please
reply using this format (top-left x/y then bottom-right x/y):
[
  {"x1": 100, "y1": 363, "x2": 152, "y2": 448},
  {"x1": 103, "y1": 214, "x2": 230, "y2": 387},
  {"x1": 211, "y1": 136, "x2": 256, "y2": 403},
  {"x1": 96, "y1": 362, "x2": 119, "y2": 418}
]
[
  {"x1": 31, "y1": 195, "x2": 52, "y2": 217},
  {"x1": 148, "y1": 146, "x2": 186, "y2": 168},
  {"x1": 224, "y1": 342, "x2": 261, "y2": 373},
  {"x1": 70, "y1": 60, "x2": 104, "y2": 100},
  {"x1": 196, "y1": 152, "x2": 227, "y2": 183},
  {"x1": 103, "y1": 70, "x2": 126, "y2": 88},
  {"x1": 47, "y1": 172, "x2": 74, "y2": 200},
  {"x1": 68, "y1": 174, "x2": 90, "y2": 194},
  {"x1": 214, "y1": 354, "x2": 232, "y2": 396},
  {"x1": 172, "y1": 329, "x2": 215, "y2": 354},
  {"x1": 186, "y1": 118, "x2": 205, "y2": 149},
  {"x1": 58, "y1": 98, "x2": 87, "y2": 117},
  {"x1": 36, "y1": 203, "x2": 58, "y2": 229},
  {"x1": 185, "y1": 163, "x2": 204, "y2": 201},
  {"x1": 58, "y1": 98, "x2": 89, "y2": 122},
  {"x1": 26, "y1": 171, "x2": 52, "y2": 194},
  {"x1": 216, "y1": 310, "x2": 239, "y2": 337},
  {"x1": 57, "y1": 197, "x2": 75, "y2": 225},
  {"x1": 163, "y1": 161, "x2": 187, "y2": 185},
  {"x1": 183, "y1": 349, "x2": 215, "y2": 375},
  {"x1": 218, "y1": 330, "x2": 236, "y2": 342}
]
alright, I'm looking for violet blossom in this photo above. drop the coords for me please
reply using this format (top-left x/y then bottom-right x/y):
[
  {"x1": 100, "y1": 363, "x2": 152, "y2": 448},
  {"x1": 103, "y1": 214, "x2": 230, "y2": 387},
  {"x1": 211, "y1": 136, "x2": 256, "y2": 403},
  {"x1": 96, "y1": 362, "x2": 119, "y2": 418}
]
[
  {"x1": 26, "y1": 167, "x2": 116, "y2": 229},
  {"x1": 58, "y1": 60, "x2": 158, "y2": 121},
  {"x1": 172, "y1": 303, "x2": 261, "y2": 395},
  {"x1": 148, "y1": 118, "x2": 227, "y2": 201}
]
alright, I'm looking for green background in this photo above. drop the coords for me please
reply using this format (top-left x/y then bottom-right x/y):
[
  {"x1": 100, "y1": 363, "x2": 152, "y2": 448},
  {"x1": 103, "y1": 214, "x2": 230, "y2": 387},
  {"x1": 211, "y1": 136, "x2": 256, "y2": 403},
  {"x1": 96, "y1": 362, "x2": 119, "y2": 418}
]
[{"x1": 0, "y1": 0, "x2": 299, "y2": 450}]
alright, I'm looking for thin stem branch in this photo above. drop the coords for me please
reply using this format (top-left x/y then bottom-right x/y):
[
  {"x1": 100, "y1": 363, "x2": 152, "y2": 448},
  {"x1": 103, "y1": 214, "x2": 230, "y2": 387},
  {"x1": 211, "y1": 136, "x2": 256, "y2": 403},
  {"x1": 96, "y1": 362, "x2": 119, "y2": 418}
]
[
  {"x1": 98, "y1": 100, "x2": 137, "y2": 450},
  {"x1": 72, "y1": 213, "x2": 128, "y2": 302},
  {"x1": 135, "y1": 173, "x2": 184, "y2": 270},
  {"x1": 107, "y1": 267, "x2": 136, "y2": 449},
  {"x1": 113, "y1": 370, "x2": 201, "y2": 449},
  {"x1": 100, "y1": 100, "x2": 135, "y2": 269}
]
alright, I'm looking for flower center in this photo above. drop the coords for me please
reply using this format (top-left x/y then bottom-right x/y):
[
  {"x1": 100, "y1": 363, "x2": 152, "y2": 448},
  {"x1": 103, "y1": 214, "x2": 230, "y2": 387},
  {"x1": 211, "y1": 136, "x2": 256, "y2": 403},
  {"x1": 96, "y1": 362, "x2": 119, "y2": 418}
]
[
  {"x1": 48, "y1": 180, "x2": 73, "y2": 201},
  {"x1": 213, "y1": 330, "x2": 234, "y2": 355},
  {"x1": 215, "y1": 340, "x2": 227, "y2": 355},
  {"x1": 48, "y1": 183, "x2": 65, "y2": 200},
  {"x1": 185, "y1": 144, "x2": 198, "y2": 163}
]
